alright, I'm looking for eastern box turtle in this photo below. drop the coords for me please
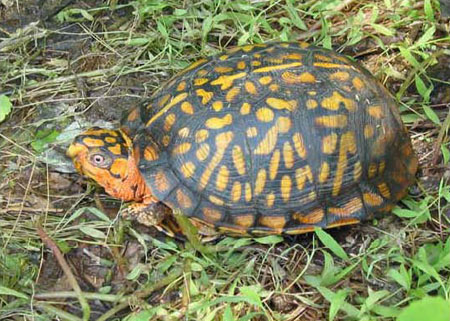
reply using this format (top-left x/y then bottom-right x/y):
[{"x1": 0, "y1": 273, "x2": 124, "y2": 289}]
[{"x1": 67, "y1": 42, "x2": 418, "y2": 235}]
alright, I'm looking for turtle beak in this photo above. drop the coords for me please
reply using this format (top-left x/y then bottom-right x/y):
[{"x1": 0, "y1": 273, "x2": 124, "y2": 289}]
[{"x1": 67, "y1": 143, "x2": 87, "y2": 174}]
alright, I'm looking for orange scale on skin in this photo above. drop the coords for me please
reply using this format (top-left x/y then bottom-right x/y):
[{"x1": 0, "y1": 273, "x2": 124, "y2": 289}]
[
  {"x1": 108, "y1": 144, "x2": 122, "y2": 155},
  {"x1": 83, "y1": 138, "x2": 105, "y2": 147},
  {"x1": 110, "y1": 158, "x2": 128, "y2": 177}
]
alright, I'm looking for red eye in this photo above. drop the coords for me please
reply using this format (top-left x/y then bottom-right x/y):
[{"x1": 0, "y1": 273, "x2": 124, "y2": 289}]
[
  {"x1": 93, "y1": 154, "x2": 104, "y2": 164},
  {"x1": 90, "y1": 153, "x2": 110, "y2": 168}
]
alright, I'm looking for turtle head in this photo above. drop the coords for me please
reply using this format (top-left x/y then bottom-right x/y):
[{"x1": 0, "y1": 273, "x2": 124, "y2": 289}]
[{"x1": 67, "y1": 127, "x2": 149, "y2": 202}]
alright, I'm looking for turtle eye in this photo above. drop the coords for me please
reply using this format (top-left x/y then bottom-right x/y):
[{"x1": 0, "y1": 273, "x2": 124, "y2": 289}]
[{"x1": 89, "y1": 153, "x2": 111, "y2": 168}]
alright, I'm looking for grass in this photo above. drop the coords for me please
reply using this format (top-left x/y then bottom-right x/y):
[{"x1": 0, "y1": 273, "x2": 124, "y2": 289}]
[{"x1": 1, "y1": 0, "x2": 449, "y2": 320}]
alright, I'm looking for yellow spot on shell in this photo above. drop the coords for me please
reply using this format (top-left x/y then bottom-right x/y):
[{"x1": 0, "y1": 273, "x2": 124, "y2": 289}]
[
  {"x1": 293, "y1": 208, "x2": 324, "y2": 224},
  {"x1": 219, "y1": 55, "x2": 228, "y2": 61},
  {"x1": 194, "y1": 78, "x2": 209, "y2": 86},
  {"x1": 210, "y1": 72, "x2": 246, "y2": 90},
  {"x1": 216, "y1": 165, "x2": 229, "y2": 191},
  {"x1": 83, "y1": 138, "x2": 104, "y2": 147},
  {"x1": 212, "y1": 101, "x2": 223, "y2": 112},
  {"x1": 173, "y1": 142, "x2": 191, "y2": 155},
  {"x1": 269, "y1": 84, "x2": 279, "y2": 92},
  {"x1": 281, "y1": 175, "x2": 292, "y2": 202},
  {"x1": 321, "y1": 91, "x2": 356, "y2": 111},
  {"x1": 215, "y1": 66, "x2": 234, "y2": 73},
  {"x1": 144, "y1": 145, "x2": 159, "y2": 161},
  {"x1": 318, "y1": 162, "x2": 330, "y2": 183},
  {"x1": 199, "y1": 131, "x2": 233, "y2": 190},
  {"x1": 364, "y1": 125, "x2": 374, "y2": 138},
  {"x1": 315, "y1": 54, "x2": 333, "y2": 62},
  {"x1": 176, "y1": 189, "x2": 192, "y2": 209},
  {"x1": 226, "y1": 86, "x2": 241, "y2": 102},
  {"x1": 126, "y1": 108, "x2": 139, "y2": 122},
  {"x1": 378, "y1": 182, "x2": 391, "y2": 198},
  {"x1": 282, "y1": 53, "x2": 302, "y2": 60},
  {"x1": 196, "y1": 143, "x2": 210, "y2": 161},
  {"x1": 322, "y1": 133, "x2": 338, "y2": 154},
  {"x1": 209, "y1": 195, "x2": 225, "y2": 206},
  {"x1": 332, "y1": 131, "x2": 356, "y2": 197},
  {"x1": 146, "y1": 93, "x2": 188, "y2": 127},
  {"x1": 266, "y1": 97, "x2": 297, "y2": 111},
  {"x1": 254, "y1": 125, "x2": 278, "y2": 155},
  {"x1": 367, "y1": 105, "x2": 385, "y2": 119},
  {"x1": 306, "y1": 99, "x2": 318, "y2": 109},
  {"x1": 178, "y1": 127, "x2": 190, "y2": 138},
  {"x1": 105, "y1": 137, "x2": 116, "y2": 144},
  {"x1": 177, "y1": 81, "x2": 186, "y2": 91},
  {"x1": 157, "y1": 94, "x2": 171, "y2": 107},
  {"x1": 108, "y1": 144, "x2": 122, "y2": 155},
  {"x1": 256, "y1": 107, "x2": 274, "y2": 122},
  {"x1": 231, "y1": 181, "x2": 242, "y2": 203},
  {"x1": 283, "y1": 142, "x2": 294, "y2": 169},
  {"x1": 379, "y1": 160, "x2": 386, "y2": 174},
  {"x1": 233, "y1": 215, "x2": 254, "y2": 228},
  {"x1": 295, "y1": 165, "x2": 313, "y2": 190},
  {"x1": 182, "y1": 58, "x2": 207, "y2": 74},
  {"x1": 363, "y1": 192, "x2": 384, "y2": 206},
  {"x1": 180, "y1": 162, "x2": 196, "y2": 178},
  {"x1": 237, "y1": 61, "x2": 246, "y2": 69},
  {"x1": 203, "y1": 207, "x2": 222, "y2": 223},
  {"x1": 352, "y1": 77, "x2": 364, "y2": 90},
  {"x1": 277, "y1": 117, "x2": 291, "y2": 133},
  {"x1": 259, "y1": 76, "x2": 272, "y2": 85},
  {"x1": 155, "y1": 171, "x2": 170, "y2": 192},
  {"x1": 162, "y1": 135, "x2": 170, "y2": 146},
  {"x1": 292, "y1": 133, "x2": 306, "y2": 158},
  {"x1": 329, "y1": 197, "x2": 363, "y2": 216},
  {"x1": 246, "y1": 127, "x2": 257, "y2": 137},
  {"x1": 313, "y1": 62, "x2": 352, "y2": 69},
  {"x1": 195, "y1": 129, "x2": 209, "y2": 143},
  {"x1": 354, "y1": 161, "x2": 362, "y2": 181},
  {"x1": 196, "y1": 89, "x2": 213, "y2": 104},
  {"x1": 254, "y1": 169, "x2": 267, "y2": 195},
  {"x1": 240, "y1": 102, "x2": 251, "y2": 115},
  {"x1": 245, "y1": 183, "x2": 252, "y2": 202},
  {"x1": 205, "y1": 114, "x2": 232, "y2": 129},
  {"x1": 164, "y1": 113, "x2": 176, "y2": 131},
  {"x1": 254, "y1": 62, "x2": 303, "y2": 73},
  {"x1": 197, "y1": 69, "x2": 208, "y2": 76},
  {"x1": 110, "y1": 158, "x2": 127, "y2": 177},
  {"x1": 368, "y1": 163, "x2": 377, "y2": 178},
  {"x1": 330, "y1": 71, "x2": 350, "y2": 81},
  {"x1": 181, "y1": 101, "x2": 194, "y2": 114},
  {"x1": 232, "y1": 145, "x2": 246, "y2": 175},
  {"x1": 282, "y1": 71, "x2": 316, "y2": 84},
  {"x1": 266, "y1": 193, "x2": 275, "y2": 208},
  {"x1": 269, "y1": 149, "x2": 280, "y2": 180},
  {"x1": 245, "y1": 81, "x2": 258, "y2": 95},
  {"x1": 259, "y1": 216, "x2": 286, "y2": 229},
  {"x1": 315, "y1": 115, "x2": 348, "y2": 128}
]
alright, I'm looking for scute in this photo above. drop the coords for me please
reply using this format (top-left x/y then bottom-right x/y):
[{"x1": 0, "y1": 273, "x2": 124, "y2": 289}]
[{"x1": 123, "y1": 42, "x2": 417, "y2": 235}]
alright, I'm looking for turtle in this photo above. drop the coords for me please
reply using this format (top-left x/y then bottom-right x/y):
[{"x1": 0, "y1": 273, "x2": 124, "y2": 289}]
[{"x1": 67, "y1": 42, "x2": 418, "y2": 236}]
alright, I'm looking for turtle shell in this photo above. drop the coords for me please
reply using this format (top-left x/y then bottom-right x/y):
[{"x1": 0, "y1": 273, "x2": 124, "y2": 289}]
[{"x1": 121, "y1": 42, "x2": 418, "y2": 235}]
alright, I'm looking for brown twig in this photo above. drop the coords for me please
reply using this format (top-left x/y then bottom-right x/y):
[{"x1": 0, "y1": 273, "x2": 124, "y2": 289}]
[{"x1": 36, "y1": 223, "x2": 91, "y2": 320}]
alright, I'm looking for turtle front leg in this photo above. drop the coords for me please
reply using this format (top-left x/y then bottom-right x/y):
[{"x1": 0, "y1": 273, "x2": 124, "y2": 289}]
[{"x1": 122, "y1": 197, "x2": 167, "y2": 227}]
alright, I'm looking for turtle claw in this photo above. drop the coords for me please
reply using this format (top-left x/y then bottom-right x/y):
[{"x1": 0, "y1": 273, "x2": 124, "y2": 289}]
[{"x1": 121, "y1": 202, "x2": 167, "y2": 227}]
